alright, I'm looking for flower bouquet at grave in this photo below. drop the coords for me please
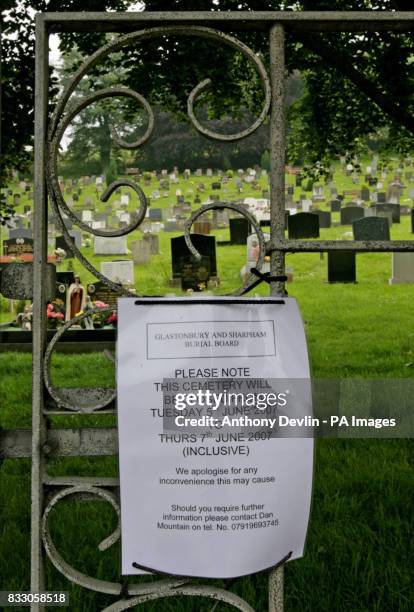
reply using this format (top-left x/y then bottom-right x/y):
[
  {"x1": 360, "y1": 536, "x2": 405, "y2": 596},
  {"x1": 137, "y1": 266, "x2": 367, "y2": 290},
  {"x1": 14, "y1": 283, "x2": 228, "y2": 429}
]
[
  {"x1": 46, "y1": 299, "x2": 65, "y2": 329},
  {"x1": 91, "y1": 300, "x2": 110, "y2": 328},
  {"x1": 107, "y1": 311, "x2": 117, "y2": 328}
]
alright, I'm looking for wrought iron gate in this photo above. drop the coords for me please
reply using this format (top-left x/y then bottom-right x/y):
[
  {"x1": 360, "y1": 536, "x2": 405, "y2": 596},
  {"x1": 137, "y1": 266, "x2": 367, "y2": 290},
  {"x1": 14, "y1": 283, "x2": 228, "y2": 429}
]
[{"x1": 5, "y1": 9, "x2": 414, "y2": 612}]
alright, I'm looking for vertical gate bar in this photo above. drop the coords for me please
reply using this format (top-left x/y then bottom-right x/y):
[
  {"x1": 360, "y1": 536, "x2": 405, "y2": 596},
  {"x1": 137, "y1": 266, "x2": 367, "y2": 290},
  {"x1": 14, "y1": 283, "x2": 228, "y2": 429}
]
[
  {"x1": 31, "y1": 14, "x2": 49, "y2": 610},
  {"x1": 268, "y1": 21, "x2": 286, "y2": 612},
  {"x1": 269, "y1": 23, "x2": 286, "y2": 299}
]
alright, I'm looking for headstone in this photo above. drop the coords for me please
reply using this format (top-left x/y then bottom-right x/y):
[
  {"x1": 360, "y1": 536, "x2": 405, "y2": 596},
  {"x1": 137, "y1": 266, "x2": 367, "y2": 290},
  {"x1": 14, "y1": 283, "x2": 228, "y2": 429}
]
[
  {"x1": 56, "y1": 230, "x2": 82, "y2": 250},
  {"x1": 93, "y1": 235, "x2": 128, "y2": 255},
  {"x1": 149, "y1": 208, "x2": 162, "y2": 221},
  {"x1": 377, "y1": 192, "x2": 386, "y2": 203},
  {"x1": 229, "y1": 218, "x2": 251, "y2": 245},
  {"x1": 312, "y1": 210, "x2": 331, "y2": 229},
  {"x1": 87, "y1": 281, "x2": 119, "y2": 308},
  {"x1": 360, "y1": 187, "x2": 370, "y2": 201},
  {"x1": 389, "y1": 253, "x2": 414, "y2": 284},
  {"x1": 164, "y1": 220, "x2": 179, "y2": 232},
  {"x1": 180, "y1": 255, "x2": 211, "y2": 291},
  {"x1": 328, "y1": 251, "x2": 356, "y2": 283},
  {"x1": 312, "y1": 185, "x2": 324, "y2": 202},
  {"x1": 211, "y1": 182, "x2": 221, "y2": 190},
  {"x1": 143, "y1": 233, "x2": 159, "y2": 255},
  {"x1": 193, "y1": 220, "x2": 211, "y2": 235},
  {"x1": 3, "y1": 237, "x2": 34, "y2": 256},
  {"x1": 288, "y1": 213, "x2": 319, "y2": 239},
  {"x1": 352, "y1": 217, "x2": 390, "y2": 241},
  {"x1": 82, "y1": 210, "x2": 93, "y2": 222},
  {"x1": 131, "y1": 240, "x2": 151, "y2": 264},
  {"x1": 340, "y1": 206, "x2": 365, "y2": 225},
  {"x1": 375, "y1": 203, "x2": 400, "y2": 223},
  {"x1": 101, "y1": 260, "x2": 135, "y2": 285},
  {"x1": 171, "y1": 234, "x2": 217, "y2": 279},
  {"x1": 331, "y1": 200, "x2": 341, "y2": 213}
]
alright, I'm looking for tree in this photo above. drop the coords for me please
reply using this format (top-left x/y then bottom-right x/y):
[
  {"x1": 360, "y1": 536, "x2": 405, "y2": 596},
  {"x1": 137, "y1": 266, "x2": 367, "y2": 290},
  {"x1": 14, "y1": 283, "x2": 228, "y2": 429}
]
[{"x1": 1, "y1": 0, "x2": 131, "y2": 221}]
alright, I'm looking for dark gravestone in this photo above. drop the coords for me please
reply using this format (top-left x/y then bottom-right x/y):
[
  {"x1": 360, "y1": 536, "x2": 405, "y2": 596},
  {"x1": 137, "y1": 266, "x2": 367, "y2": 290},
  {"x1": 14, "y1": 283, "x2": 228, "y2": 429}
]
[
  {"x1": 360, "y1": 188, "x2": 370, "y2": 201},
  {"x1": 88, "y1": 281, "x2": 119, "y2": 308},
  {"x1": 55, "y1": 271, "x2": 75, "y2": 302},
  {"x1": 377, "y1": 192, "x2": 386, "y2": 203},
  {"x1": 340, "y1": 206, "x2": 365, "y2": 225},
  {"x1": 312, "y1": 210, "x2": 331, "y2": 228},
  {"x1": 288, "y1": 212, "x2": 319, "y2": 239},
  {"x1": 149, "y1": 208, "x2": 162, "y2": 221},
  {"x1": 331, "y1": 200, "x2": 341, "y2": 213},
  {"x1": 353, "y1": 217, "x2": 390, "y2": 241},
  {"x1": 3, "y1": 237, "x2": 34, "y2": 256},
  {"x1": 180, "y1": 256, "x2": 211, "y2": 291},
  {"x1": 171, "y1": 234, "x2": 217, "y2": 279},
  {"x1": 328, "y1": 251, "x2": 356, "y2": 283},
  {"x1": 375, "y1": 203, "x2": 400, "y2": 223},
  {"x1": 211, "y1": 182, "x2": 221, "y2": 190},
  {"x1": 229, "y1": 218, "x2": 251, "y2": 245}
]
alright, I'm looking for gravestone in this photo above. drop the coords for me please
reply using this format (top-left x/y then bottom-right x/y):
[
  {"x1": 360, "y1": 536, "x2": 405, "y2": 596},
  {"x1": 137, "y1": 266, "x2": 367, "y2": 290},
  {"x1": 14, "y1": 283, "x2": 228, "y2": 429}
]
[
  {"x1": 164, "y1": 220, "x2": 179, "y2": 232},
  {"x1": 330, "y1": 200, "x2": 341, "y2": 213},
  {"x1": 360, "y1": 187, "x2": 370, "y2": 201},
  {"x1": 193, "y1": 220, "x2": 211, "y2": 235},
  {"x1": 389, "y1": 253, "x2": 414, "y2": 284},
  {"x1": 229, "y1": 218, "x2": 251, "y2": 245},
  {"x1": 143, "y1": 233, "x2": 159, "y2": 255},
  {"x1": 377, "y1": 192, "x2": 386, "y2": 203},
  {"x1": 101, "y1": 260, "x2": 135, "y2": 285},
  {"x1": 377, "y1": 211, "x2": 393, "y2": 227},
  {"x1": 340, "y1": 206, "x2": 365, "y2": 225},
  {"x1": 328, "y1": 251, "x2": 356, "y2": 283},
  {"x1": 131, "y1": 240, "x2": 151, "y2": 264},
  {"x1": 180, "y1": 256, "x2": 211, "y2": 291},
  {"x1": 211, "y1": 182, "x2": 221, "y2": 190},
  {"x1": 353, "y1": 216, "x2": 390, "y2": 241},
  {"x1": 375, "y1": 203, "x2": 400, "y2": 223},
  {"x1": 55, "y1": 271, "x2": 75, "y2": 302},
  {"x1": 312, "y1": 210, "x2": 331, "y2": 229},
  {"x1": 171, "y1": 234, "x2": 217, "y2": 279},
  {"x1": 87, "y1": 281, "x2": 119, "y2": 308},
  {"x1": 288, "y1": 213, "x2": 319, "y2": 239},
  {"x1": 93, "y1": 235, "x2": 128, "y2": 255},
  {"x1": 149, "y1": 208, "x2": 162, "y2": 221},
  {"x1": 55, "y1": 231, "x2": 82, "y2": 251},
  {"x1": 82, "y1": 210, "x2": 93, "y2": 222},
  {"x1": 3, "y1": 237, "x2": 34, "y2": 256},
  {"x1": 312, "y1": 185, "x2": 324, "y2": 202}
]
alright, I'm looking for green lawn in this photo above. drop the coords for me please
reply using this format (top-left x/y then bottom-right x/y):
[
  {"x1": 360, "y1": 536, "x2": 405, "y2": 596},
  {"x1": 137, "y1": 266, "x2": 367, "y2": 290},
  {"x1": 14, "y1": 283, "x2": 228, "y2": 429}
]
[{"x1": 1, "y1": 162, "x2": 414, "y2": 610}]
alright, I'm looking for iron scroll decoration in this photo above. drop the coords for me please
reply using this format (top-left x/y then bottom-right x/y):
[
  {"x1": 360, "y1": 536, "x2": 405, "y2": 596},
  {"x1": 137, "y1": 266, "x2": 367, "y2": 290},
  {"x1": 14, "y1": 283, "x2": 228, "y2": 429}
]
[
  {"x1": 47, "y1": 25, "x2": 271, "y2": 295},
  {"x1": 43, "y1": 26, "x2": 273, "y2": 610}
]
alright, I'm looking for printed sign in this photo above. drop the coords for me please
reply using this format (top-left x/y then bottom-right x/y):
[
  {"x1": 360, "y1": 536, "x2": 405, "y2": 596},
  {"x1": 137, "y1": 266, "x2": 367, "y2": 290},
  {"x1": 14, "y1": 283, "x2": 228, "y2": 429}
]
[{"x1": 117, "y1": 297, "x2": 313, "y2": 578}]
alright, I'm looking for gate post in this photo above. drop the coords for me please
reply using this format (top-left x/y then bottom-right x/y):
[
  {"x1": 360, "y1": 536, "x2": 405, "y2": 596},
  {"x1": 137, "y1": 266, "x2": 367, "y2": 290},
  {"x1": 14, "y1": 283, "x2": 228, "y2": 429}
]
[
  {"x1": 269, "y1": 22, "x2": 286, "y2": 612},
  {"x1": 31, "y1": 13, "x2": 49, "y2": 609}
]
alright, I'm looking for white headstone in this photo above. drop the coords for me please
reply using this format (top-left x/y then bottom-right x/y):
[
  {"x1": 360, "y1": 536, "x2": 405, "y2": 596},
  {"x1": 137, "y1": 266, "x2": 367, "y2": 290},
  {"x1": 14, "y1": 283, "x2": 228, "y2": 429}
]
[
  {"x1": 94, "y1": 235, "x2": 129, "y2": 255},
  {"x1": 101, "y1": 260, "x2": 135, "y2": 285},
  {"x1": 132, "y1": 239, "x2": 151, "y2": 264},
  {"x1": 389, "y1": 253, "x2": 414, "y2": 284}
]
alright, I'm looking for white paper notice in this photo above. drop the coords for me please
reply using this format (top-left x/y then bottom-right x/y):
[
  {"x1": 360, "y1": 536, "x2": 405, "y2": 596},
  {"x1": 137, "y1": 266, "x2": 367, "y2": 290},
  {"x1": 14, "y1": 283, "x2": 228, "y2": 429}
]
[{"x1": 117, "y1": 297, "x2": 313, "y2": 578}]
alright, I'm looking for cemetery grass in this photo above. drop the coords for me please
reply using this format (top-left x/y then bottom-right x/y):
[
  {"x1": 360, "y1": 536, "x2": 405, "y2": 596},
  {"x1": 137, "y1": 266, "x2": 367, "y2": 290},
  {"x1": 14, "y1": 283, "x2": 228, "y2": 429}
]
[
  {"x1": 1, "y1": 283, "x2": 414, "y2": 611},
  {"x1": 1, "y1": 163, "x2": 413, "y2": 609}
]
